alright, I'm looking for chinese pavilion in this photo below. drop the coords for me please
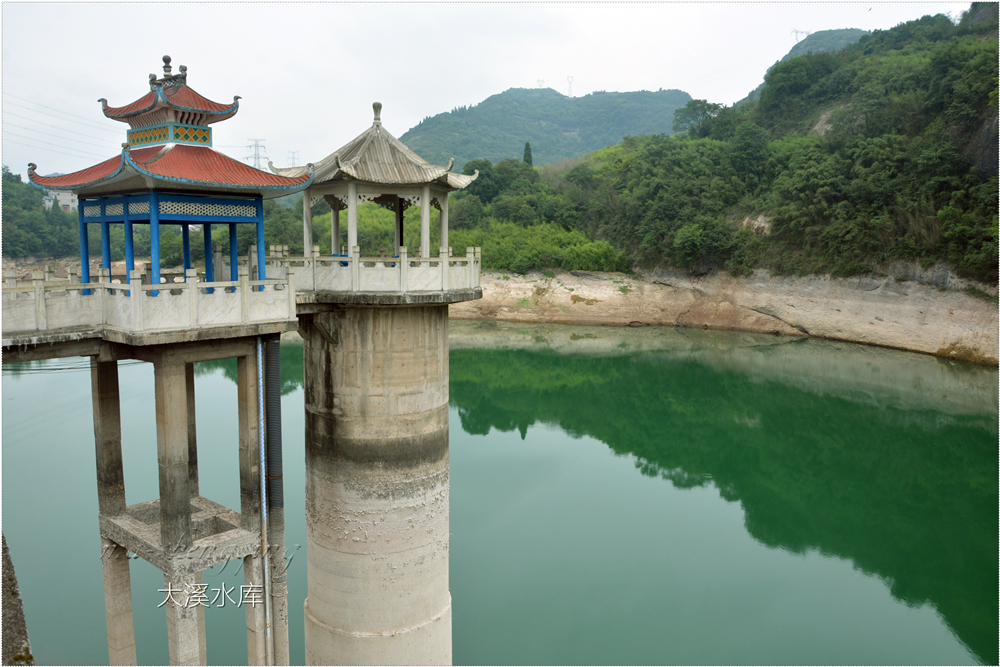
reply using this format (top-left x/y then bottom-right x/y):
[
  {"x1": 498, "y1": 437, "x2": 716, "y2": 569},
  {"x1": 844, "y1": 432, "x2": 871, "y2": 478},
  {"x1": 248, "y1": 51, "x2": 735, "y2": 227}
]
[
  {"x1": 269, "y1": 102, "x2": 477, "y2": 258},
  {"x1": 28, "y1": 55, "x2": 313, "y2": 290}
]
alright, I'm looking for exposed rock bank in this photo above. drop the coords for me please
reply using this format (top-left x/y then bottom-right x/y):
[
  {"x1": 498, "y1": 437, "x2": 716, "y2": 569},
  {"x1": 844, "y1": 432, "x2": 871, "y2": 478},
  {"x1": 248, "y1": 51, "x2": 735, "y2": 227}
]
[{"x1": 448, "y1": 267, "x2": 998, "y2": 365}]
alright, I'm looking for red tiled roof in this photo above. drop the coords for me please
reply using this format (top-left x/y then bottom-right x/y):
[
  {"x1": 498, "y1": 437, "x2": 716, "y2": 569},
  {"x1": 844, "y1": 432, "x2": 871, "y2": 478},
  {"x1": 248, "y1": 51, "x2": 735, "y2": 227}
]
[
  {"x1": 29, "y1": 153, "x2": 125, "y2": 189},
  {"x1": 102, "y1": 85, "x2": 237, "y2": 120},
  {"x1": 102, "y1": 92, "x2": 157, "y2": 118},
  {"x1": 131, "y1": 145, "x2": 311, "y2": 187},
  {"x1": 162, "y1": 86, "x2": 235, "y2": 113},
  {"x1": 29, "y1": 145, "x2": 310, "y2": 193}
]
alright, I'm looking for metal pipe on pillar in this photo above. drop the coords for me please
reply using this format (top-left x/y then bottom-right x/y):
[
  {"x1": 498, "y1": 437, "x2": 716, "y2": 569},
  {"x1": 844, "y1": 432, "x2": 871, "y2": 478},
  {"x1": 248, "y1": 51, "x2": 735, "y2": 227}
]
[{"x1": 265, "y1": 336, "x2": 289, "y2": 664}]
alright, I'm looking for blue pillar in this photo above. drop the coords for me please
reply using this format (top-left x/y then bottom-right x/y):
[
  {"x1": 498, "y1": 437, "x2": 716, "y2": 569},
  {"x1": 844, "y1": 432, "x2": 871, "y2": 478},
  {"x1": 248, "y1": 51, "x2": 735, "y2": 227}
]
[
  {"x1": 100, "y1": 198, "x2": 111, "y2": 272},
  {"x1": 182, "y1": 223, "x2": 191, "y2": 281},
  {"x1": 204, "y1": 223, "x2": 214, "y2": 294},
  {"x1": 124, "y1": 204, "x2": 135, "y2": 279},
  {"x1": 78, "y1": 203, "x2": 91, "y2": 295},
  {"x1": 150, "y1": 191, "x2": 160, "y2": 296},
  {"x1": 256, "y1": 198, "x2": 266, "y2": 290},
  {"x1": 124, "y1": 202, "x2": 134, "y2": 297},
  {"x1": 229, "y1": 223, "x2": 238, "y2": 281}
]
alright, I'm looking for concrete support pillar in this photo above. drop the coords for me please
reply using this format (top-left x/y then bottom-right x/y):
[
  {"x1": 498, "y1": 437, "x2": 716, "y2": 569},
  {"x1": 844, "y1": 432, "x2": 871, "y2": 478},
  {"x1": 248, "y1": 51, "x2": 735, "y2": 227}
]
[
  {"x1": 303, "y1": 305, "x2": 452, "y2": 665},
  {"x1": 237, "y1": 353, "x2": 268, "y2": 665},
  {"x1": 347, "y1": 181, "x2": 358, "y2": 252},
  {"x1": 92, "y1": 358, "x2": 126, "y2": 516},
  {"x1": 101, "y1": 538, "x2": 137, "y2": 666},
  {"x1": 93, "y1": 359, "x2": 137, "y2": 664},
  {"x1": 420, "y1": 185, "x2": 431, "y2": 258},
  {"x1": 154, "y1": 360, "x2": 191, "y2": 551}
]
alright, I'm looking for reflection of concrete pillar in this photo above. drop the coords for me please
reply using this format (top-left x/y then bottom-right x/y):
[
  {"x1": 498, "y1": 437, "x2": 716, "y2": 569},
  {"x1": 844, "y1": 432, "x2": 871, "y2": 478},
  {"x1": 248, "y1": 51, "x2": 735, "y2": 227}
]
[
  {"x1": 303, "y1": 305, "x2": 451, "y2": 665},
  {"x1": 101, "y1": 540, "x2": 136, "y2": 665}
]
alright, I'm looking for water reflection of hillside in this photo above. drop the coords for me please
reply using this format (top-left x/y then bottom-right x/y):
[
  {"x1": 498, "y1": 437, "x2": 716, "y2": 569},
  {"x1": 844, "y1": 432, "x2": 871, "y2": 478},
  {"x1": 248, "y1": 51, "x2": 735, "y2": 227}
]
[
  {"x1": 205, "y1": 324, "x2": 997, "y2": 664},
  {"x1": 448, "y1": 323, "x2": 998, "y2": 666}
]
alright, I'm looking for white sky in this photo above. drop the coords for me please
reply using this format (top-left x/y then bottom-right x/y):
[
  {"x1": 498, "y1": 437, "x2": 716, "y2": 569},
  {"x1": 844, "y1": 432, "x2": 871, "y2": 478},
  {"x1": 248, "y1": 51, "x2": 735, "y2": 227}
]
[{"x1": 2, "y1": 2, "x2": 967, "y2": 177}]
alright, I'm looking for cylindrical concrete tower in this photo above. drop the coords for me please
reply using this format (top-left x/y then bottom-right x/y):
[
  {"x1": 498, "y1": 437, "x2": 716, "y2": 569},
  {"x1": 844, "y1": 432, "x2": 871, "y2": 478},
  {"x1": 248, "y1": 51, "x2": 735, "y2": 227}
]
[{"x1": 303, "y1": 304, "x2": 451, "y2": 665}]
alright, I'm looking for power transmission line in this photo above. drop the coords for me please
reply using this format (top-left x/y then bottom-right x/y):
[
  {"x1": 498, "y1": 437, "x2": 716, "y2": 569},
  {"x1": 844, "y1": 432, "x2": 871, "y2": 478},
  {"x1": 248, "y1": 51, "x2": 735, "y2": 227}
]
[
  {"x1": 3, "y1": 94, "x2": 122, "y2": 133},
  {"x1": 3, "y1": 119, "x2": 120, "y2": 149},
  {"x1": 246, "y1": 139, "x2": 268, "y2": 170}
]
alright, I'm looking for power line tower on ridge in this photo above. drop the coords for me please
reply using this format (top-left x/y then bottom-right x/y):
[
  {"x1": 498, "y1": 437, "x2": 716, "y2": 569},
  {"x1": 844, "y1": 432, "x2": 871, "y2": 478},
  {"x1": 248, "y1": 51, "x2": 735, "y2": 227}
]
[
  {"x1": 288, "y1": 151, "x2": 299, "y2": 167},
  {"x1": 246, "y1": 138, "x2": 268, "y2": 170},
  {"x1": 567, "y1": 76, "x2": 574, "y2": 97}
]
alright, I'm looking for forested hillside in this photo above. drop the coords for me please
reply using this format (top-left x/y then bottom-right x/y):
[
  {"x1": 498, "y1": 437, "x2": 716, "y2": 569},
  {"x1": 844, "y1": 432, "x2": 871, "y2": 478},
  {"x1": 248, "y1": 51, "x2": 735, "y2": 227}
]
[
  {"x1": 399, "y1": 87, "x2": 691, "y2": 169},
  {"x1": 741, "y1": 28, "x2": 870, "y2": 104},
  {"x1": 445, "y1": 4, "x2": 998, "y2": 282}
]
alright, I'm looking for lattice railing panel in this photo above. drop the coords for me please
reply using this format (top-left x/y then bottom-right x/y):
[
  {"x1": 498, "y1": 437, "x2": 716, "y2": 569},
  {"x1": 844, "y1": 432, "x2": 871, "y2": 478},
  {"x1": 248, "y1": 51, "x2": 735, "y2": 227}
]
[{"x1": 158, "y1": 201, "x2": 256, "y2": 218}]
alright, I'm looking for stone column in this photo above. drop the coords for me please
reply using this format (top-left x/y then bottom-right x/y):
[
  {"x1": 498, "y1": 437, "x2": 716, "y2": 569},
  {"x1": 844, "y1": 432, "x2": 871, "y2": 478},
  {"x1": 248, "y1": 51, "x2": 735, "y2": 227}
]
[
  {"x1": 348, "y1": 182, "x2": 359, "y2": 252},
  {"x1": 303, "y1": 189, "x2": 314, "y2": 255},
  {"x1": 303, "y1": 305, "x2": 452, "y2": 665},
  {"x1": 332, "y1": 206, "x2": 341, "y2": 255},
  {"x1": 439, "y1": 194, "x2": 449, "y2": 256},
  {"x1": 420, "y1": 185, "x2": 431, "y2": 258}
]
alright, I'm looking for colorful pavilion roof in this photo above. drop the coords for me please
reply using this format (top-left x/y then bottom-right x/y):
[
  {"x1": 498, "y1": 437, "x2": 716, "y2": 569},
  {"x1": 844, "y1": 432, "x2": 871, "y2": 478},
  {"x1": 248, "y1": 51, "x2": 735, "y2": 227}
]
[
  {"x1": 27, "y1": 56, "x2": 313, "y2": 198},
  {"x1": 99, "y1": 56, "x2": 239, "y2": 125},
  {"x1": 270, "y1": 102, "x2": 478, "y2": 191},
  {"x1": 29, "y1": 145, "x2": 313, "y2": 199}
]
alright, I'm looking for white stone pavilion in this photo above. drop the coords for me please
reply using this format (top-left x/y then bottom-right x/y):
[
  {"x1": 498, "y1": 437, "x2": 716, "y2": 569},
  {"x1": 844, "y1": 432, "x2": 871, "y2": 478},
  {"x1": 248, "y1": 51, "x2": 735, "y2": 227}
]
[{"x1": 271, "y1": 102, "x2": 478, "y2": 258}]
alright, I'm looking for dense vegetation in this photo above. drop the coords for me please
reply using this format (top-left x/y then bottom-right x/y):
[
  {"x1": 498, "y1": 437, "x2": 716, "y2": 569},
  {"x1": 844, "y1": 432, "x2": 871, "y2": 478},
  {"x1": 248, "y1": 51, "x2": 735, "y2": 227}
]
[
  {"x1": 399, "y1": 87, "x2": 691, "y2": 169},
  {"x1": 450, "y1": 5, "x2": 998, "y2": 282},
  {"x1": 741, "y1": 28, "x2": 871, "y2": 104}
]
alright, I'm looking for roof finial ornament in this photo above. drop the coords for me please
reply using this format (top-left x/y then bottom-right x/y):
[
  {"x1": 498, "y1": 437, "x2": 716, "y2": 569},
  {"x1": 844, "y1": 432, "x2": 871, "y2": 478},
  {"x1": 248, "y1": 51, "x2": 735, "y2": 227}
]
[
  {"x1": 162, "y1": 55, "x2": 172, "y2": 76},
  {"x1": 373, "y1": 102, "x2": 382, "y2": 125}
]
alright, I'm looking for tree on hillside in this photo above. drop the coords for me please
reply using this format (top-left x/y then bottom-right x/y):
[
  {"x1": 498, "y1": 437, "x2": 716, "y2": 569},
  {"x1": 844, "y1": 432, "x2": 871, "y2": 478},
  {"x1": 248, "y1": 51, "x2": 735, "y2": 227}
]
[
  {"x1": 523, "y1": 142, "x2": 533, "y2": 167},
  {"x1": 672, "y1": 100, "x2": 724, "y2": 138}
]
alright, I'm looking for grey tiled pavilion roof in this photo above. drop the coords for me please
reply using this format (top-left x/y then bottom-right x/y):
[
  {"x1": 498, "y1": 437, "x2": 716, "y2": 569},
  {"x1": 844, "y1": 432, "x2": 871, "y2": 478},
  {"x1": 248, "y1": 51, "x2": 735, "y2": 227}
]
[{"x1": 270, "y1": 102, "x2": 477, "y2": 191}]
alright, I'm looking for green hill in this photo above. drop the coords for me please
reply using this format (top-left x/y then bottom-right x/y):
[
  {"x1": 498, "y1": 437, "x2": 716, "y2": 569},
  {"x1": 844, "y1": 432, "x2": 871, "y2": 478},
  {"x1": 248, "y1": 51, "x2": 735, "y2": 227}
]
[
  {"x1": 742, "y1": 28, "x2": 871, "y2": 104},
  {"x1": 399, "y1": 87, "x2": 692, "y2": 170},
  {"x1": 439, "y1": 4, "x2": 997, "y2": 284}
]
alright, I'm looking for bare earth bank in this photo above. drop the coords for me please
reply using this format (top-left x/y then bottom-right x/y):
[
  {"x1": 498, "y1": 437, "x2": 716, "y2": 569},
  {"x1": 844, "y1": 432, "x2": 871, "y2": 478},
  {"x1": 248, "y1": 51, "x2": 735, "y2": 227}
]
[{"x1": 449, "y1": 267, "x2": 999, "y2": 366}]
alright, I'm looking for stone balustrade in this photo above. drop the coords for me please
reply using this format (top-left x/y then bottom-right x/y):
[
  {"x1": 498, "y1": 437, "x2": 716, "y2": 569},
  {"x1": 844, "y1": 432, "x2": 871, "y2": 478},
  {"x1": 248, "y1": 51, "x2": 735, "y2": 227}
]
[
  {"x1": 243, "y1": 246, "x2": 482, "y2": 294},
  {"x1": 2, "y1": 266, "x2": 296, "y2": 337}
]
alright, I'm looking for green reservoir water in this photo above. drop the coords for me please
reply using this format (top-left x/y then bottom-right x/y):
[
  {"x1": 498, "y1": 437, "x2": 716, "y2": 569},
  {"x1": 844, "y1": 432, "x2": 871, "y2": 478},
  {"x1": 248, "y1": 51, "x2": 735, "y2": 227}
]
[{"x1": 2, "y1": 322, "x2": 996, "y2": 665}]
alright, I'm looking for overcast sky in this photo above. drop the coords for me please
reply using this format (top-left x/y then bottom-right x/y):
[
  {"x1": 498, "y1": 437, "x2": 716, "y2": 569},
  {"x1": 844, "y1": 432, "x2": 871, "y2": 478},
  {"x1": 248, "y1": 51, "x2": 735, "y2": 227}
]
[{"x1": 2, "y1": 2, "x2": 967, "y2": 177}]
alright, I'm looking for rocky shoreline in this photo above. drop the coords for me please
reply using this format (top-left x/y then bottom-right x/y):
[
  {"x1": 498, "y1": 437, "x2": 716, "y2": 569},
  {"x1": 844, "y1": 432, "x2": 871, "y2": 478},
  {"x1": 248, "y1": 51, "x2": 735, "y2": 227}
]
[{"x1": 449, "y1": 266, "x2": 999, "y2": 366}]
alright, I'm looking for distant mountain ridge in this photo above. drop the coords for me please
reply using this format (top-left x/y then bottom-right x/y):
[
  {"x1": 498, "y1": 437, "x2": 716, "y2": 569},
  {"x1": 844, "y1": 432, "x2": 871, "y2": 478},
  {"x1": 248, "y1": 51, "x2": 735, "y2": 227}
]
[{"x1": 399, "y1": 87, "x2": 692, "y2": 170}]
